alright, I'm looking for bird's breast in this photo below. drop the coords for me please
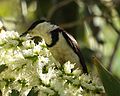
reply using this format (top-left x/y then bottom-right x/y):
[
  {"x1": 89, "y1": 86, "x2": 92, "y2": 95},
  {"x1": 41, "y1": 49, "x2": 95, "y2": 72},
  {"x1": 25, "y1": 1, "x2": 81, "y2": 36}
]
[{"x1": 48, "y1": 33, "x2": 80, "y2": 67}]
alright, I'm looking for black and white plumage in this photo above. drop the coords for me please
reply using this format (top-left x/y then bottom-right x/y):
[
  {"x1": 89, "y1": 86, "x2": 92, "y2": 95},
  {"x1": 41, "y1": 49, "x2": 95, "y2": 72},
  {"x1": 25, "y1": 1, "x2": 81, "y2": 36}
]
[{"x1": 20, "y1": 20, "x2": 88, "y2": 74}]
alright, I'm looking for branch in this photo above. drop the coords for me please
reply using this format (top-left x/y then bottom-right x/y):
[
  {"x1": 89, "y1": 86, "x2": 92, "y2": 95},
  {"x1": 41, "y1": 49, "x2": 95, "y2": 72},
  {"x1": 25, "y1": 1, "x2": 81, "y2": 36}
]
[
  {"x1": 59, "y1": 20, "x2": 81, "y2": 28},
  {"x1": 47, "y1": 0, "x2": 74, "y2": 20},
  {"x1": 106, "y1": 19, "x2": 120, "y2": 35},
  {"x1": 60, "y1": 15, "x2": 95, "y2": 28},
  {"x1": 108, "y1": 35, "x2": 120, "y2": 71},
  {"x1": 100, "y1": 15, "x2": 120, "y2": 71}
]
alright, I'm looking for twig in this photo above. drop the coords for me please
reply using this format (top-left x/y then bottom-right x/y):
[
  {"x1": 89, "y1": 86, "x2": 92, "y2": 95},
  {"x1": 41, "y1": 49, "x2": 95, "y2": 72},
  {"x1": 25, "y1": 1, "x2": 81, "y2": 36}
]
[
  {"x1": 108, "y1": 35, "x2": 120, "y2": 71},
  {"x1": 59, "y1": 14, "x2": 105, "y2": 28},
  {"x1": 47, "y1": 0, "x2": 74, "y2": 20},
  {"x1": 60, "y1": 15, "x2": 96, "y2": 28},
  {"x1": 106, "y1": 19, "x2": 120, "y2": 35},
  {"x1": 60, "y1": 20, "x2": 82, "y2": 28},
  {"x1": 92, "y1": 14, "x2": 120, "y2": 36},
  {"x1": 102, "y1": 15, "x2": 120, "y2": 71}
]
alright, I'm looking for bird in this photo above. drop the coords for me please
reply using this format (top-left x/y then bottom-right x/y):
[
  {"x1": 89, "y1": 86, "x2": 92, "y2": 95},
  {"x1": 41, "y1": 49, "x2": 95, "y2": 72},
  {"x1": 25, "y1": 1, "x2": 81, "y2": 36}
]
[{"x1": 20, "y1": 20, "x2": 88, "y2": 74}]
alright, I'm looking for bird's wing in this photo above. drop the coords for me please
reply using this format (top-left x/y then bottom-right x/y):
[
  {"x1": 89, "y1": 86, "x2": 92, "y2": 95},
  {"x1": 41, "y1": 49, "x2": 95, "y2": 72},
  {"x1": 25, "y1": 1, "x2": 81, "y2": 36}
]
[{"x1": 62, "y1": 31, "x2": 88, "y2": 74}]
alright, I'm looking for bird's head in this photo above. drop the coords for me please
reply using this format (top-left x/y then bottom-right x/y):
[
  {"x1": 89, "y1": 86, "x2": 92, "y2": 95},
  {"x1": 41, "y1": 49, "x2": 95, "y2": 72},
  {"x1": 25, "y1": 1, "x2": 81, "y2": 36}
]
[{"x1": 20, "y1": 20, "x2": 58, "y2": 39}]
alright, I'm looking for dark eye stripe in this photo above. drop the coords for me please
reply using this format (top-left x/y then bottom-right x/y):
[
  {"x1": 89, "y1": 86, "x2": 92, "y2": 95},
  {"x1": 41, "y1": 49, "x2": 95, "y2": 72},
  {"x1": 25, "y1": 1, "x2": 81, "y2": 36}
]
[{"x1": 27, "y1": 20, "x2": 46, "y2": 31}]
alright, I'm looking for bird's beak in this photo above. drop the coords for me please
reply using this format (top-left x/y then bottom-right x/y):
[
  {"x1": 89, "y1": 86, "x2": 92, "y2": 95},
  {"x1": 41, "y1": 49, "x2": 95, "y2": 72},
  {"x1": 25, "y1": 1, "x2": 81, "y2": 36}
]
[{"x1": 20, "y1": 31, "x2": 28, "y2": 37}]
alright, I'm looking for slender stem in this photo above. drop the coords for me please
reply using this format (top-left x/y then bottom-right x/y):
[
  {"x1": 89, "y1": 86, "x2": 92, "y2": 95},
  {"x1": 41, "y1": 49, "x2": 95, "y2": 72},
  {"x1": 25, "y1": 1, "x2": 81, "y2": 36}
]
[
  {"x1": 106, "y1": 19, "x2": 120, "y2": 36},
  {"x1": 108, "y1": 35, "x2": 120, "y2": 71}
]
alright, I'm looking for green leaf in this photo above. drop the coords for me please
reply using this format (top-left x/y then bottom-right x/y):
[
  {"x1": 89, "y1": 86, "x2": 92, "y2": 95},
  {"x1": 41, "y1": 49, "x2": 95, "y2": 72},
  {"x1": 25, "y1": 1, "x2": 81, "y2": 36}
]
[
  {"x1": 0, "y1": 64, "x2": 8, "y2": 73},
  {"x1": 93, "y1": 57, "x2": 120, "y2": 96},
  {"x1": 9, "y1": 89, "x2": 20, "y2": 96},
  {"x1": 3, "y1": 78, "x2": 15, "y2": 87},
  {"x1": 27, "y1": 86, "x2": 39, "y2": 96},
  {"x1": 25, "y1": 55, "x2": 38, "y2": 62},
  {"x1": 18, "y1": 79, "x2": 28, "y2": 87}
]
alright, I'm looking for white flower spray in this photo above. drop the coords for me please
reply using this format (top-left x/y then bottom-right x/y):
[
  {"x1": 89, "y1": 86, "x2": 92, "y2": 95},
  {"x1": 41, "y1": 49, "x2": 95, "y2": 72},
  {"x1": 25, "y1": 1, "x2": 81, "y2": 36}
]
[{"x1": 0, "y1": 22, "x2": 104, "y2": 96}]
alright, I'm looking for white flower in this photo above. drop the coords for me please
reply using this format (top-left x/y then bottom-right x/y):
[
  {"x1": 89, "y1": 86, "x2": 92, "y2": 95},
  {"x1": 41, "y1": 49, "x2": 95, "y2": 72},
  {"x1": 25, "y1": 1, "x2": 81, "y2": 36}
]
[
  {"x1": 37, "y1": 61, "x2": 46, "y2": 70},
  {"x1": 39, "y1": 67, "x2": 56, "y2": 85},
  {"x1": 50, "y1": 78, "x2": 65, "y2": 94},
  {"x1": 22, "y1": 49, "x2": 33, "y2": 57},
  {"x1": 0, "y1": 30, "x2": 19, "y2": 46},
  {"x1": 79, "y1": 74, "x2": 91, "y2": 83},
  {"x1": 39, "y1": 86, "x2": 55, "y2": 95},
  {"x1": 0, "y1": 29, "x2": 104, "y2": 96},
  {"x1": 38, "y1": 56, "x2": 49, "y2": 65},
  {"x1": 64, "y1": 61, "x2": 74, "y2": 74},
  {"x1": 0, "y1": 21, "x2": 3, "y2": 28},
  {"x1": 7, "y1": 39, "x2": 19, "y2": 47},
  {"x1": 72, "y1": 69, "x2": 81, "y2": 76},
  {"x1": 33, "y1": 44, "x2": 42, "y2": 54},
  {"x1": 22, "y1": 40, "x2": 35, "y2": 49},
  {"x1": 6, "y1": 31, "x2": 19, "y2": 39}
]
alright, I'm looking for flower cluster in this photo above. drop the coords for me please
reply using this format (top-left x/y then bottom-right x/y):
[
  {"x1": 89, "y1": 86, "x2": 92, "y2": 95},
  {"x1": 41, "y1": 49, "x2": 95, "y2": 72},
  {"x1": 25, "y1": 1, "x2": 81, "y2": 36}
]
[{"x1": 0, "y1": 22, "x2": 104, "y2": 96}]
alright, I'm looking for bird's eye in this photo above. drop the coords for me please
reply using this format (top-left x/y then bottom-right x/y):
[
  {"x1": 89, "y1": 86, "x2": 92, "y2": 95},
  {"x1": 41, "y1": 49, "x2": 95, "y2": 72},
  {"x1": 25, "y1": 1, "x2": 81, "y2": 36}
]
[{"x1": 29, "y1": 31, "x2": 33, "y2": 35}]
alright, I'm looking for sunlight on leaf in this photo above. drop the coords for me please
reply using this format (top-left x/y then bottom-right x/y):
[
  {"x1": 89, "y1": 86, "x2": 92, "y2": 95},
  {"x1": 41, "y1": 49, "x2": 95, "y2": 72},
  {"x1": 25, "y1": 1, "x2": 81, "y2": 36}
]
[
  {"x1": 9, "y1": 89, "x2": 20, "y2": 96},
  {"x1": 27, "y1": 86, "x2": 39, "y2": 96},
  {"x1": 0, "y1": 64, "x2": 8, "y2": 73}
]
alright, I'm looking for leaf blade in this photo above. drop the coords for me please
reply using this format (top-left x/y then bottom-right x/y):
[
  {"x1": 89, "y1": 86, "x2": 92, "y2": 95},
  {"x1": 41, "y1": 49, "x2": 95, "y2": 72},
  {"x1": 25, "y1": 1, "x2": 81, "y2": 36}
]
[{"x1": 93, "y1": 57, "x2": 120, "y2": 96}]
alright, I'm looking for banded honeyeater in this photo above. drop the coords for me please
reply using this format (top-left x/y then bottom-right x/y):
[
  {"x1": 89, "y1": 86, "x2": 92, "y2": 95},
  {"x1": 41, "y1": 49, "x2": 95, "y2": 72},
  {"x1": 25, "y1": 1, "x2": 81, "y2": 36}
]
[{"x1": 20, "y1": 20, "x2": 88, "y2": 74}]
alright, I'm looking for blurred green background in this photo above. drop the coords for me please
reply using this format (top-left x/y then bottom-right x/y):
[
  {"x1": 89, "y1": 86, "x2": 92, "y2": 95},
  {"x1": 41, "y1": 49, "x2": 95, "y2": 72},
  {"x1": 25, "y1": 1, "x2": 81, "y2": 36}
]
[{"x1": 0, "y1": 0, "x2": 120, "y2": 77}]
